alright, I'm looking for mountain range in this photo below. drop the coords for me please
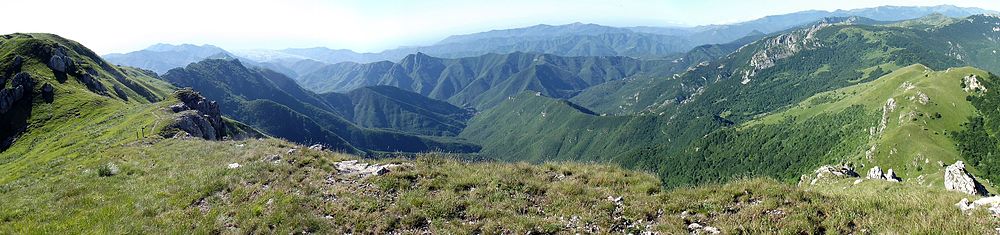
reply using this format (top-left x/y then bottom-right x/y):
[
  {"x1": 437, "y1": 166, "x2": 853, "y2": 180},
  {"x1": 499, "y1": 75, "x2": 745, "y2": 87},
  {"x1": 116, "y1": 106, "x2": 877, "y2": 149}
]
[
  {"x1": 104, "y1": 5, "x2": 998, "y2": 78},
  {"x1": 7, "y1": 4, "x2": 1000, "y2": 233}
]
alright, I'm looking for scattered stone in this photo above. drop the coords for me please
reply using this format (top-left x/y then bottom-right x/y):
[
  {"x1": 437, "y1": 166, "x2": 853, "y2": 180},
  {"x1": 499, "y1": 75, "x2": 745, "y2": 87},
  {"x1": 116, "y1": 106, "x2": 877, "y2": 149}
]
[
  {"x1": 286, "y1": 148, "x2": 297, "y2": 154},
  {"x1": 944, "y1": 161, "x2": 988, "y2": 196},
  {"x1": 172, "y1": 131, "x2": 192, "y2": 139},
  {"x1": 801, "y1": 164, "x2": 860, "y2": 185},
  {"x1": 264, "y1": 155, "x2": 281, "y2": 163},
  {"x1": 956, "y1": 196, "x2": 1000, "y2": 216},
  {"x1": 227, "y1": 163, "x2": 241, "y2": 169},
  {"x1": 334, "y1": 160, "x2": 406, "y2": 177},
  {"x1": 308, "y1": 144, "x2": 326, "y2": 151},
  {"x1": 916, "y1": 92, "x2": 930, "y2": 105},
  {"x1": 687, "y1": 222, "x2": 721, "y2": 234},
  {"x1": 956, "y1": 198, "x2": 974, "y2": 212}
]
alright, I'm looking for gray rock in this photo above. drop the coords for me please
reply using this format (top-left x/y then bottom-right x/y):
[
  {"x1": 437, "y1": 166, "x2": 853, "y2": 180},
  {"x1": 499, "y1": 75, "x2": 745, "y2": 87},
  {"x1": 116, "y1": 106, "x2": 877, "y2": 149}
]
[
  {"x1": 11, "y1": 55, "x2": 22, "y2": 69},
  {"x1": 815, "y1": 164, "x2": 859, "y2": 177},
  {"x1": 78, "y1": 72, "x2": 108, "y2": 95},
  {"x1": 801, "y1": 164, "x2": 859, "y2": 185},
  {"x1": 47, "y1": 47, "x2": 71, "y2": 73},
  {"x1": 884, "y1": 168, "x2": 901, "y2": 182},
  {"x1": 0, "y1": 72, "x2": 34, "y2": 114},
  {"x1": 0, "y1": 89, "x2": 12, "y2": 113},
  {"x1": 42, "y1": 83, "x2": 54, "y2": 95},
  {"x1": 867, "y1": 166, "x2": 884, "y2": 180},
  {"x1": 956, "y1": 198, "x2": 974, "y2": 212},
  {"x1": 171, "y1": 111, "x2": 218, "y2": 140},
  {"x1": 334, "y1": 160, "x2": 405, "y2": 177},
  {"x1": 308, "y1": 144, "x2": 326, "y2": 151},
  {"x1": 11, "y1": 72, "x2": 32, "y2": 88},
  {"x1": 166, "y1": 89, "x2": 227, "y2": 140},
  {"x1": 945, "y1": 161, "x2": 988, "y2": 195}
]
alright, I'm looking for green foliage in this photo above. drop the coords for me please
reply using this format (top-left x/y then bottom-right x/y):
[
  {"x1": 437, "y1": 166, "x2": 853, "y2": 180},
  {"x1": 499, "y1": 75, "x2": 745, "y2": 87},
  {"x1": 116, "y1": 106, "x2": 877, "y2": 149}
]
[{"x1": 953, "y1": 72, "x2": 1000, "y2": 183}]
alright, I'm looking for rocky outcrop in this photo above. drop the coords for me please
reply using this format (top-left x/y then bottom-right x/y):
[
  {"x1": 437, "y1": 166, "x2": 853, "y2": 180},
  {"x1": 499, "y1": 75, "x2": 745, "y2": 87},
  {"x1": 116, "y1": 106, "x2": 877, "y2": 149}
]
[
  {"x1": 801, "y1": 164, "x2": 859, "y2": 185},
  {"x1": 956, "y1": 196, "x2": 1000, "y2": 216},
  {"x1": 166, "y1": 89, "x2": 226, "y2": 140},
  {"x1": 866, "y1": 166, "x2": 901, "y2": 182},
  {"x1": 963, "y1": 74, "x2": 987, "y2": 93},
  {"x1": 308, "y1": 144, "x2": 326, "y2": 151},
  {"x1": 334, "y1": 160, "x2": 407, "y2": 177},
  {"x1": 0, "y1": 72, "x2": 34, "y2": 114},
  {"x1": 47, "y1": 47, "x2": 73, "y2": 73},
  {"x1": 944, "y1": 161, "x2": 988, "y2": 196},
  {"x1": 79, "y1": 69, "x2": 108, "y2": 95},
  {"x1": 867, "y1": 166, "x2": 883, "y2": 179},
  {"x1": 884, "y1": 169, "x2": 901, "y2": 182}
]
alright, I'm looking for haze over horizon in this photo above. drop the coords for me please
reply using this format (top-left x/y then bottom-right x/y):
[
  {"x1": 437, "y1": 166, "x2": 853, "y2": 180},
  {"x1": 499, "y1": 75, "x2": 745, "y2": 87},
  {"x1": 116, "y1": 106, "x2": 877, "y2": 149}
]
[{"x1": 3, "y1": 0, "x2": 999, "y2": 54}]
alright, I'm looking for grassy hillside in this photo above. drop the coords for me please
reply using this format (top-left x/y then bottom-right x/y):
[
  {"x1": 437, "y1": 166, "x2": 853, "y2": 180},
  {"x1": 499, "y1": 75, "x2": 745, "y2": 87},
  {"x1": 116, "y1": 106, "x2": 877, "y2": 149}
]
[
  {"x1": 1, "y1": 33, "x2": 998, "y2": 234},
  {"x1": 466, "y1": 16, "x2": 1000, "y2": 187},
  {"x1": 3, "y1": 136, "x2": 997, "y2": 233},
  {"x1": 638, "y1": 65, "x2": 993, "y2": 186}
]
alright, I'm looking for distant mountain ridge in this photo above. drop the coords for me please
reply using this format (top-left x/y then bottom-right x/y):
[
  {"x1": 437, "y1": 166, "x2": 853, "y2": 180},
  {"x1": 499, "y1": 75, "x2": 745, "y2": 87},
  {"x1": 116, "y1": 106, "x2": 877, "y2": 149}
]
[
  {"x1": 105, "y1": 5, "x2": 996, "y2": 82},
  {"x1": 160, "y1": 58, "x2": 479, "y2": 153},
  {"x1": 297, "y1": 52, "x2": 676, "y2": 110},
  {"x1": 104, "y1": 43, "x2": 230, "y2": 74}
]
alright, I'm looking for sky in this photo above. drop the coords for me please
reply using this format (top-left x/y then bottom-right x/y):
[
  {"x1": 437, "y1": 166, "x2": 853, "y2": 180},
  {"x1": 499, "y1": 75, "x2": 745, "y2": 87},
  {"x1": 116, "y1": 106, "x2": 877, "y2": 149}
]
[{"x1": 3, "y1": 0, "x2": 999, "y2": 54}]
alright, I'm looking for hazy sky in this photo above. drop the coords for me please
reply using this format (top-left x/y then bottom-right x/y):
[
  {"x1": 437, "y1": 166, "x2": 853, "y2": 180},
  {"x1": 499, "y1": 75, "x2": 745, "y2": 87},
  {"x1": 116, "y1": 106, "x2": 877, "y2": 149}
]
[{"x1": 3, "y1": 0, "x2": 998, "y2": 54}]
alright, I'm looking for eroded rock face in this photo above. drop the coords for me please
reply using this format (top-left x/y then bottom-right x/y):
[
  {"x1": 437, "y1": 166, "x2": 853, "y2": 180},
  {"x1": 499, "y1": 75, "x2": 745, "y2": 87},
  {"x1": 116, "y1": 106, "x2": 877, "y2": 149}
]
[
  {"x1": 802, "y1": 164, "x2": 859, "y2": 185},
  {"x1": 166, "y1": 89, "x2": 226, "y2": 140},
  {"x1": 867, "y1": 166, "x2": 884, "y2": 180},
  {"x1": 884, "y1": 168, "x2": 901, "y2": 182},
  {"x1": 0, "y1": 72, "x2": 34, "y2": 114},
  {"x1": 944, "y1": 161, "x2": 988, "y2": 196},
  {"x1": 47, "y1": 47, "x2": 72, "y2": 73},
  {"x1": 79, "y1": 69, "x2": 108, "y2": 95},
  {"x1": 964, "y1": 74, "x2": 987, "y2": 93}
]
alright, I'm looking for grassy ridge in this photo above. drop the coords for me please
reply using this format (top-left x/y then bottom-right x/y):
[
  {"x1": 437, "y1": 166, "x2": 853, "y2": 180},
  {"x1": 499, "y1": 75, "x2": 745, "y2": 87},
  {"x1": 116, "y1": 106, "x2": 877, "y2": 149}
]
[{"x1": 2, "y1": 136, "x2": 996, "y2": 233}]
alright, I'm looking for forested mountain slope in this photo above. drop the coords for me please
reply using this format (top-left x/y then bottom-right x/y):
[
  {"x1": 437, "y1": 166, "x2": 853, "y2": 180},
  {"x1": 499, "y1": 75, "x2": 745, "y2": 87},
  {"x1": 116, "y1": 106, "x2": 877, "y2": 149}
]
[
  {"x1": 298, "y1": 52, "x2": 673, "y2": 110},
  {"x1": 464, "y1": 15, "x2": 1000, "y2": 187},
  {"x1": 161, "y1": 59, "x2": 479, "y2": 153}
]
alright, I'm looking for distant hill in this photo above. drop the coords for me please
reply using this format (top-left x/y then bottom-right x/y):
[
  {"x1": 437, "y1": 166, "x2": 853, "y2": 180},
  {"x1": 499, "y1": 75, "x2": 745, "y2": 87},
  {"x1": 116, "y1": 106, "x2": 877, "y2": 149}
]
[
  {"x1": 161, "y1": 58, "x2": 479, "y2": 153},
  {"x1": 631, "y1": 4, "x2": 998, "y2": 45},
  {"x1": 298, "y1": 52, "x2": 675, "y2": 110},
  {"x1": 322, "y1": 85, "x2": 473, "y2": 136},
  {"x1": 104, "y1": 43, "x2": 230, "y2": 74}
]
